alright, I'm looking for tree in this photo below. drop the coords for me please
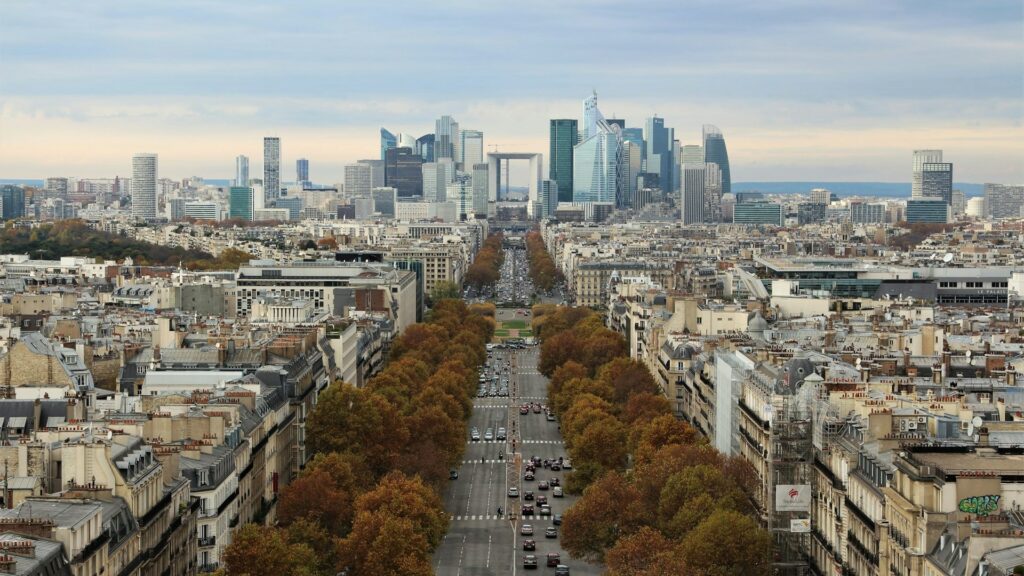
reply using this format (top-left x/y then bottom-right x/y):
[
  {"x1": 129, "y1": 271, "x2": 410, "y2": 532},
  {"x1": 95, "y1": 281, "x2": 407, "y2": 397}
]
[
  {"x1": 336, "y1": 511, "x2": 433, "y2": 576},
  {"x1": 317, "y1": 236, "x2": 339, "y2": 250},
  {"x1": 605, "y1": 527, "x2": 678, "y2": 576},
  {"x1": 656, "y1": 464, "x2": 751, "y2": 538},
  {"x1": 277, "y1": 452, "x2": 364, "y2": 536},
  {"x1": 222, "y1": 524, "x2": 320, "y2": 576},
  {"x1": 539, "y1": 330, "x2": 583, "y2": 376},
  {"x1": 622, "y1": 392, "x2": 673, "y2": 426},
  {"x1": 429, "y1": 280, "x2": 460, "y2": 303},
  {"x1": 597, "y1": 357, "x2": 660, "y2": 405},
  {"x1": 352, "y1": 471, "x2": 449, "y2": 550},
  {"x1": 675, "y1": 510, "x2": 771, "y2": 576},
  {"x1": 631, "y1": 415, "x2": 701, "y2": 466}
]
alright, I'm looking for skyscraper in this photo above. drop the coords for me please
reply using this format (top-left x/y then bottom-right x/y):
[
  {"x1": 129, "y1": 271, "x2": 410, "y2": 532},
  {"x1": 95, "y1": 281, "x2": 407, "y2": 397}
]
[
  {"x1": 380, "y1": 128, "x2": 397, "y2": 161},
  {"x1": 573, "y1": 94, "x2": 619, "y2": 205},
  {"x1": 621, "y1": 141, "x2": 642, "y2": 208},
  {"x1": 549, "y1": 119, "x2": 579, "y2": 203},
  {"x1": 229, "y1": 186, "x2": 254, "y2": 221},
  {"x1": 702, "y1": 125, "x2": 731, "y2": 195},
  {"x1": 471, "y1": 163, "x2": 489, "y2": 218},
  {"x1": 235, "y1": 155, "x2": 249, "y2": 187},
  {"x1": 422, "y1": 159, "x2": 453, "y2": 203},
  {"x1": 921, "y1": 162, "x2": 953, "y2": 205},
  {"x1": 984, "y1": 183, "x2": 1024, "y2": 219},
  {"x1": 681, "y1": 145, "x2": 703, "y2": 165},
  {"x1": 358, "y1": 159, "x2": 385, "y2": 189},
  {"x1": 416, "y1": 134, "x2": 436, "y2": 163},
  {"x1": 131, "y1": 153, "x2": 158, "y2": 220},
  {"x1": 912, "y1": 150, "x2": 943, "y2": 199},
  {"x1": 645, "y1": 116, "x2": 674, "y2": 193},
  {"x1": 541, "y1": 180, "x2": 558, "y2": 219},
  {"x1": 384, "y1": 147, "x2": 423, "y2": 198},
  {"x1": 460, "y1": 130, "x2": 484, "y2": 169},
  {"x1": 344, "y1": 163, "x2": 373, "y2": 198},
  {"x1": 296, "y1": 158, "x2": 309, "y2": 184},
  {"x1": 263, "y1": 137, "x2": 281, "y2": 204},
  {"x1": 681, "y1": 164, "x2": 705, "y2": 224},
  {"x1": 0, "y1": 185, "x2": 25, "y2": 220},
  {"x1": 434, "y1": 115, "x2": 459, "y2": 161}
]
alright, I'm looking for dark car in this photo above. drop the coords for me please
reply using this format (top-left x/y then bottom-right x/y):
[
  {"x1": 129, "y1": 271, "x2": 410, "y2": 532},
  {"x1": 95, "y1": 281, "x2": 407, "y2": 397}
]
[
  {"x1": 523, "y1": 555, "x2": 538, "y2": 569},
  {"x1": 549, "y1": 478, "x2": 560, "y2": 487},
  {"x1": 522, "y1": 539, "x2": 536, "y2": 551},
  {"x1": 551, "y1": 462, "x2": 561, "y2": 471},
  {"x1": 522, "y1": 504, "x2": 534, "y2": 516},
  {"x1": 545, "y1": 526, "x2": 558, "y2": 539},
  {"x1": 449, "y1": 469, "x2": 458, "y2": 480},
  {"x1": 535, "y1": 495, "x2": 547, "y2": 506},
  {"x1": 537, "y1": 481, "x2": 549, "y2": 491},
  {"x1": 524, "y1": 472, "x2": 535, "y2": 481},
  {"x1": 555, "y1": 565, "x2": 570, "y2": 576},
  {"x1": 547, "y1": 553, "x2": 561, "y2": 567},
  {"x1": 533, "y1": 405, "x2": 542, "y2": 414},
  {"x1": 520, "y1": 405, "x2": 530, "y2": 415},
  {"x1": 553, "y1": 514, "x2": 562, "y2": 525},
  {"x1": 524, "y1": 491, "x2": 534, "y2": 501}
]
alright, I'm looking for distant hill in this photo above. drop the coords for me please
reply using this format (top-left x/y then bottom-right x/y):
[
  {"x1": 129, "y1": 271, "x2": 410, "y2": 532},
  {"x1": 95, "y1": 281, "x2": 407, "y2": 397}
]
[{"x1": 733, "y1": 182, "x2": 985, "y2": 198}]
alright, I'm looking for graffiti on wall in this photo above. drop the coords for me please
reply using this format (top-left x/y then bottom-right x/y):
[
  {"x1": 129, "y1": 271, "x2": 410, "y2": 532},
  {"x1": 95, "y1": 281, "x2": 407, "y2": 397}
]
[{"x1": 958, "y1": 495, "x2": 1000, "y2": 516}]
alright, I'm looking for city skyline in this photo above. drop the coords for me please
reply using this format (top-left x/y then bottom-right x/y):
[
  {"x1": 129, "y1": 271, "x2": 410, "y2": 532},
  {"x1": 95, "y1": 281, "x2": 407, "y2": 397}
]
[{"x1": 0, "y1": 1, "x2": 1021, "y2": 184}]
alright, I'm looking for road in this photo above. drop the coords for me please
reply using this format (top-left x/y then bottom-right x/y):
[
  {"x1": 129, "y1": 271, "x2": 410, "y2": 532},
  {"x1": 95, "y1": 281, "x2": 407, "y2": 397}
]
[{"x1": 434, "y1": 341, "x2": 603, "y2": 575}]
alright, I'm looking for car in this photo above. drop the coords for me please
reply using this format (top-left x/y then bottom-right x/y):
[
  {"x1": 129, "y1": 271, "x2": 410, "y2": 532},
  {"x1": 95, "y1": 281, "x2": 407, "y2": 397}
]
[
  {"x1": 552, "y1": 487, "x2": 564, "y2": 497},
  {"x1": 555, "y1": 565, "x2": 571, "y2": 576},
  {"x1": 522, "y1": 539, "x2": 536, "y2": 551},
  {"x1": 547, "y1": 553, "x2": 561, "y2": 567},
  {"x1": 524, "y1": 490, "x2": 534, "y2": 501},
  {"x1": 551, "y1": 462, "x2": 561, "y2": 471},
  {"x1": 520, "y1": 524, "x2": 534, "y2": 535},
  {"x1": 522, "y1": 504, "x2": 534, "y2": 516},
  {"x1": 549, "y1": 478, "x2": 560, "y2": 487},
  {"x1": 562, "y1": 459, "x2": 572, "y2": 470},
  {"x1": 508, "y1": 487, "x2": 519, "y2": 498},
  {"x1": 546, "y1": 413, "x2": 556, "y2": 422},
  {"x1": 520, "y1": 406, "x2": 530, "y2": 415},
  {"x1": 545, "y1": 526, "x2": 558, "y2": 539},
  {"x1": 496, "y1": 429, "x2": 507, "y2": 441},
  {"x1": 533, "y1": 405, "x2": 542, "y2": 414},
  {"x1": 553, "y1": 514, "x2": 562, "y2": 525},
  {"x1": 537, "y1": 481, "x2": 549, "y2": 491},
  {"x1": 523, "y1": 555, "x2": 538, "y2": 569},
  {"x1": 536, "y1": 495, "x2": 547, "y2": 506},
  {"x1": 449, "y1": 469, "x2": 458, "y2": 480},
  {"x1": 539, "y1": 505, "x2": 551, "y2": 516},
  {"x1": 524, "y1": 472, "x2": 534, "y2": 481},
  {"x1": 471, "y1": 430, "x2": 480, "y2": 441},
  {"x1": 484, "y1": 429, "x2": 494, "y2": 441}
]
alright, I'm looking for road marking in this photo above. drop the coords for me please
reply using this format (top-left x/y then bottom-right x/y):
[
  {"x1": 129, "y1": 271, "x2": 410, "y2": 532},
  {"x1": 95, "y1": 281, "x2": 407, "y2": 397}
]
[{"x1": 520, "y1": 440, "x2": 564, "y2": 444}]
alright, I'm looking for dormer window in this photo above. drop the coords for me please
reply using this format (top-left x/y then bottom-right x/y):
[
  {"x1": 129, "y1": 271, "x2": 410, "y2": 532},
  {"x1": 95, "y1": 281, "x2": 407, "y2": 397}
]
[{"x1": 199, "y1": 470, "x2": 210, "y2": 486}]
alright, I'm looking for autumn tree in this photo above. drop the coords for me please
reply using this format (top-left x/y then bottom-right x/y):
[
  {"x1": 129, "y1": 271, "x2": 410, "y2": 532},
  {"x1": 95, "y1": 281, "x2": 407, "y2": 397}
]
[
  {"x1": 560, "y1": 471, "x2": 643, "y2": 562},
  {"x1": 429, "y1": 280, "x2": 460, "y2": 303},
  {"x1": 277, "y1": 451, "x2": 365, "y2": 536},
  {"x1": 336, "y1": 511, "x2": 433, "y2": 576},
  {"x1": 605, "y1": 527, "x2": 681, "y2": 576},
  {"x1": 222, "y1": 524, "x2": 320, "y2": 576},
  {"x1": 352, "y1": 471, "x2": 449, "y2": 550},
  {"x1": 675, "y1": 510, "x2": 771, "y2": 576}
]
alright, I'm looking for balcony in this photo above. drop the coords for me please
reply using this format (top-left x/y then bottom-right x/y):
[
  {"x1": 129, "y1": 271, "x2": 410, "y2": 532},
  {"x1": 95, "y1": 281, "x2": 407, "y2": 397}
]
[{"x1": 198, "y1": 535, "x2": 216, "y2": 548}]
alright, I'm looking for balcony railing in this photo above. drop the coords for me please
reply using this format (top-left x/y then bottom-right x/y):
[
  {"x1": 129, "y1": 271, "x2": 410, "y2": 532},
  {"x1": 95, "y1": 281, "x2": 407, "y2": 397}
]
[{"x1": 198, "y1": 536, "x2": 216, "y2": 548}]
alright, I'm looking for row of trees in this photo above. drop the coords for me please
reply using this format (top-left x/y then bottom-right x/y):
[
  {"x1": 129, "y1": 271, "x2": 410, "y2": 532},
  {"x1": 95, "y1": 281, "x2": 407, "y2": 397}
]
[
  {"x1": 525, "y1": 231, "x2": 562, "y2": 291},
  {"x1": 223, "y1": 299, "x2": 495, "y2": 576},
  {"x1": 532, "y1": 305, "x2": 771, "y2": 575},
  {"x1": 464, "y1": 232, "x2": 504, "y2": 291}
]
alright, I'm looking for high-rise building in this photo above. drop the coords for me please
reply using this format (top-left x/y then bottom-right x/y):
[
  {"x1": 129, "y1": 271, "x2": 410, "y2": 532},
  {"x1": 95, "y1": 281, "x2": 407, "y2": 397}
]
[
  {"x1": 810, "y1": 188, "x2": 831, "y2": 205},
  {"x1": 703, "y1": 162, "x2": 722, "y2": 223},
  {"x1": 263, "y1": 137, "x2": 281, "y2": 204},
  {"x1": 460, "y1": 130, "x2": 484, "y2": 169},
  {"x1": 797, "y1": 202, "x2": 827, "y2": 225},
  {"x1": 434, "y1": 115, "x2": 459, "y2": 161},
  {"x1": 549, "y1": 119, "x2": 579, "y2": 203},
  {"x1": 645, "y1": 116, "x2": 674, "y2": 192},
  {"x1": 357, "y1": 159, "x2": 385, "y2": 189},
  {"x1": 0, "y1": 185, "x2": 25, "y2": 220},
  {"x1": 296, "y1": 158, "x2": 309, "y2": 184},
  {"x1": 372, "y1": 187, "x2": 397, "y2": 218},
  {"x1": 621, "y1": 127, "x2": 644, "y2": 151},
  {"x1": 984, "y1": 183, "x2": 1024, "y2": 219},
  {"x1": 912, "y1": 150, "x2": 943, "y2": 198},
  {"x1": 471, "y1": 163, "x2": 489, "y2": 218},
  {"x1": 906, "y1": 199, "x2": 949, "y2": 223},
  {"x1": 541, "y1": 180, "x2": 558, "y2": 219},
  {"x1": 605, "y1": 118, "x2": 625, "y2": 130},
  {"x1": 380, "y1": 128, "x2": 397, "y2": 161},
  {"x1": 702, "y1": 125, "x2": 731, "y2": 195},
  {"x1": 45, "y1": 177, "x2": 69, "y2": 197},
  {"x1": 235, "y1": 155, "x2": 249, "y2": 187},
  {"x1": 921, "y1": 162, "x2": 953, "y2": 205},
  {"x1": 850, "y1": 201, "x2": 886, "y2": 224},
  {"x1": 131, "y1": 153, "x2": 158, "y2": 220},
  {"x1": 951, "y1": 190, "x2": 966, "y2": 215},
  {"x1": 184, "y1": 202, "x2": 222, "y2": 222},
  {"x1": 229, "y1": 186, "x2": 254, "y2": 221},
  {"x1": 344, "y1": 163, "x2": 373, "y2": 198},
  {"x1": 681, "y1": 164, "x2": 706, "y2": 224},
  {"x1": 734, "y1": 202, "x2": 783, "y2": 226},
  {"x1": 621, "y1": 141, "x2": 642, "y2": 209},
  {"x1": 416, "y1": 134, "x2": 436, "y2": 163},
  {"x1": 384, "y1": 147, "x2": 423, "y2": 198},
  {"x1": 573, "y1": 93, "x2": 620, "y2": 205},
  {"x1": 422, "y1": 159, "x2": 453, "y2": 203},
  {"x1": 680, "y1": 145, "x2": 704, "y2": 165}
]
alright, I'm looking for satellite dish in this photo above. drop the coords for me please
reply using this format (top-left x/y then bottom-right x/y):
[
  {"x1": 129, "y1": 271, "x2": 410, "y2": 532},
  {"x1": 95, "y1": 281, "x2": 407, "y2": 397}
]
[
  {"x1": 967, "y1": 423, "x2": 974, "y2": 437},
  {"x1": 930, "y1": 253, "x2": 938, "y2": 261},
  {"x1": 972, "y1": 416, "x2": 983, "y2": 429},
  {"x1": 943, "y1": 253, "x2": 954, "y2": 263},
  {"x1": 966, "y1": 349, "x2": 972, "y2": 359}
]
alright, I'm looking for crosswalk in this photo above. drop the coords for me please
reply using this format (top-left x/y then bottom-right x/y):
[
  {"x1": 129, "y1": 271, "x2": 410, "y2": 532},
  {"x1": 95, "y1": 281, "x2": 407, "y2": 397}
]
[
  {"x1": 464, "y1": 439, "x2": 562, "y2": 445},
  {"x1": 520, "y1": 440, "x2": 563, "y2": 444},
  {"x1": 451, "y1": 515, "x2": 505, "y2": 521},
  {"x1": 460, "y1": 459, "x2": 508, "y2": 464}
]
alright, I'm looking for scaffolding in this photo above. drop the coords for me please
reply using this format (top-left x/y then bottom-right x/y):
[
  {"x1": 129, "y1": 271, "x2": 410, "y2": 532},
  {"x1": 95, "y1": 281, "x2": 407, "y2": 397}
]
[{"x1": 768, "y1": 388, "x2": 814, "y2": 575}]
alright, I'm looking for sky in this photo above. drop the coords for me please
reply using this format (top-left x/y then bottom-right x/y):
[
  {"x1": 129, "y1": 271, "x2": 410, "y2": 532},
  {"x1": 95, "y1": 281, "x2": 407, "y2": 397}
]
[{"x1": 1, "y1": 0, "x2": 1022, "y2": 184}]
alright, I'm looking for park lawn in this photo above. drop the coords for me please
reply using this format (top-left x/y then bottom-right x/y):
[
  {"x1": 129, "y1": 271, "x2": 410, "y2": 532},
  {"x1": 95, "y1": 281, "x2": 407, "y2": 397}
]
[{"x1": 501, "y1": 319, "x2": 529, "y2": 329}]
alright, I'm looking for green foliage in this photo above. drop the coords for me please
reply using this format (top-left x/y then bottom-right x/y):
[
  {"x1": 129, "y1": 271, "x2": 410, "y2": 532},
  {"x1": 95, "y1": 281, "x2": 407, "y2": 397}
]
[{"x1": 429, "y1": 280, "x2": 461, "y2": 304}]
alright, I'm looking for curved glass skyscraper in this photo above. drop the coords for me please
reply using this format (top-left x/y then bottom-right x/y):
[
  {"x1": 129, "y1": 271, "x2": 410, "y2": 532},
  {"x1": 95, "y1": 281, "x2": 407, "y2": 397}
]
[
  {"x1": 702, "y1": 125, "x2": 731, "y2": 195},
  {"x1": 380, "y1": 128, "x2": 397, "y2": 161}
]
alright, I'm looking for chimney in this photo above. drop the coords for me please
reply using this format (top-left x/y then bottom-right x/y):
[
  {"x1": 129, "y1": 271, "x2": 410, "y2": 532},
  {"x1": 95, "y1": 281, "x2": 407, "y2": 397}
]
[
  {"x1": 1007, "y1": 368, "x2": 1017, "y2": 387},
  {"x1": 977, "y1": 426, "x2": 990, "y2": 447},
  {"x1": 942, "y1": 351, "x2": 951, "y2": 372},
  {"x1": 903, "y1": 350, "x2": 911, "y2": 375},
  {"x1": 32, "y1": 399, "x2": 42, "y2": 433},
  {"x1": 996, "y1": 398, "x2": 1006, "y2": 422}
]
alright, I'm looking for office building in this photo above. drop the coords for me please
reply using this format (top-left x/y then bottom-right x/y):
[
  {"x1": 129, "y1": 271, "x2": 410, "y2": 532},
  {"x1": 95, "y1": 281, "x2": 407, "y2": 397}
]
[
  {"x1": 434, "y1": 115, "x2": 459, "y2": 161},
  {"x1": 702, "y1": 125, "x2": 731, "y2": 195},
  {"x1": 646, "y1": 116, "x2": 675, "y2": 192},
  {"x1": 131, "y1": 153, "x2": 158, "y2": 219},
  {"x1": 460, "y1": 130, "x2": 483, "y2": 169},
  {"x1": 573, "y1": 93, "x2": 619, "y2": 204},
  {"x1": 605, "y1": 118, "x2": 625, "y2": 130},
  {"x1": 274, "y1": 197, "x2": 303, "y2": 220},
  {"x1": 912, "y1": 150, "x2": 943, "y2": 198},
  {"x1": 984, "y1": 183, "x2": 1024, "y2": 219},
  {"x1": 416, "y1": 134, "x2": 435, "y2": 163},
  {"x1": 296, "y1": 158, "x2": 309, "y2": 184},
  {"x1": 703, "y1": 162, "x2": 722, "y2": 222},
  {"x1": 263, "y1": 137, "x2": 281, "y2": 204},
  {"x1": 621, "y1": 141, "x2": 642, "y2": 208},
  {"x1": 448, "y1": 176, "x2": 474, "y2": 220},
  {"x1": 621, "y1": 127, "x2": 644, "y2": 151},
  {"x1": 45, "y1": 177, "x2": 68, "y2": 197},
  {"x1": 921, "y1": 162, "x2": 953, "y2": 205},
  {"x1": 422, "y1": 160, "x2": 453, "y2": 203},
  {"x1": 229, "y1": 186, "x2": 254, "y2": 221},
  {"x1": 734, "y1": 201, "x2": 783, "y2": 226},
  {"x1": 681, "y1": 145, "x2": 703, "y2": 165},
  {"x1": 850, "y1": 201, "x2": 885, "y2": 223},
  {"x1": 344, "y1": 163, "x2": 372, "y2": 198},
  {"x1": 397, "y1": 133, "x2": 417, "y2": 150},
  {"x1": 372, "y1": 187, "x2": 397, "y2": 218},
  {"x1": 550, "y1": 119, "x2": 579, "y2": 203},
  {"x1": 235, "y1": 155, "x2": 249, "y2": 186},
  {"x1": 797, "y1": 202, "x2": 827, "y2": 225},
  {"x1": 906, "y1": 199, "x2": 950, "y2": 223},
  {"x1": 380, "y1": 128, "x2": 397, "y2": 161},
  {"x1": 681, "y1": 164, "x2": 706, "y2": 224},
  {"x1": 810, "y1": 188, "x2": 831, "y2": 205},
  {"x1": 541, "y1": 180, "x2": 558, "y2": 219},
  {"x1": 0, "y1": 185, "x2": 26, "y2": 220},
  {"x1": 951, "y1": 189, "x2": 965, "y2": 215},
  {"x1": 472, "y1": 163, "x2": 489, "y2": 218},
  {"x1": 184, "y1": 202, "x2": 221, "y2": 221},
  {"x1": 384, "y1": 147, "x2": 423, "y2": 198},
  {"x1": 358, "y1": 159, "x2": 385, "y2": 189},
  {"x1": 736, "y1": 191, "x2": 764, "y2": 204}
]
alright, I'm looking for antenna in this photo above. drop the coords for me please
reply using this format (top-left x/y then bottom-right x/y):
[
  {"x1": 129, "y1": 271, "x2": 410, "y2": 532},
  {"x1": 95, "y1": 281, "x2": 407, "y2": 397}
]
[{"x1": 942, "y1": 253, "x2": 954, "y2": 264}]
